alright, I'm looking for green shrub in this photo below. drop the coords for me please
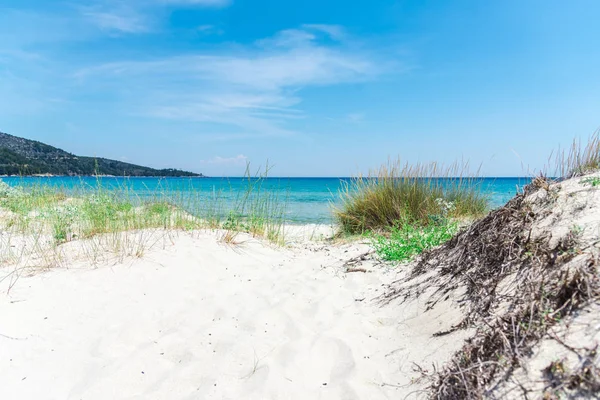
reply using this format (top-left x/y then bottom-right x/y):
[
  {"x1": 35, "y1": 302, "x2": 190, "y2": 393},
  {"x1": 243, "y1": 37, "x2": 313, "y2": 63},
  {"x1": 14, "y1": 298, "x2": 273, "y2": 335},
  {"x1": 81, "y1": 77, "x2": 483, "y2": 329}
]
[
  {"x1": 0, "y1": 163, "x2": 288, "y2": 256},
  {"x1": 580, "y1": 177, "x2": 600, "y2": 187},
  {"x1": 372, "y1": 217, "x2": 458, "y2": 262},
  {"x1": 147, "y1": 202, "x2": 171, "y2": 215},
  {"x1": 334, "y1": 160, "x2": 488, "y2": 234}
]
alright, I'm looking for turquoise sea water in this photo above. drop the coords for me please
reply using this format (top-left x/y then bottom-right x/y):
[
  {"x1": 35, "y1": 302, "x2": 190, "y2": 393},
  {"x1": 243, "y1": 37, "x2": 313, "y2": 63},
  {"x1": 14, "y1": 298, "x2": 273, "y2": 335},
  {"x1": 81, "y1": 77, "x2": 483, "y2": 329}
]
[{"x1": 1, "y1": 177, "x2": 531, "y2": 224}]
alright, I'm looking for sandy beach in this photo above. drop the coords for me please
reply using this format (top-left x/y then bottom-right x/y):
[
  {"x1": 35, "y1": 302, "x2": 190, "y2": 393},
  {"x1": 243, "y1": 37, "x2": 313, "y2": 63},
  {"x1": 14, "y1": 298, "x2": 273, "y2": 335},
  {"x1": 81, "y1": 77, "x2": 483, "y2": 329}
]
[
  {"x1": 1, "y1": 172, "x2": 600, "y2": 400},
  {"x1": 2, "y1": 1, "x2": 600, "y2": 396},
  {"x1": 0, "y1": 228, "x2": 468, "y2": 400}
]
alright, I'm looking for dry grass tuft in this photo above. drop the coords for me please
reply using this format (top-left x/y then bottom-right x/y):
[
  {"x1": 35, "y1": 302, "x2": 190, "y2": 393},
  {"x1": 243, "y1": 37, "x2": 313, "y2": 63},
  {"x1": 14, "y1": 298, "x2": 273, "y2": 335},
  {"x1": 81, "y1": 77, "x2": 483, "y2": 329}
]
[
  {"x1": 218, "y1": 229, "x2": 241, "y2": 245},
  {"x1": 0, "y1": 164, "x2": 288, "y2": 272},
  {"x1": 554, "y1": 129, "x2": 600, "y2": 178},
  {"x1": 380, "y1": 176, "x2": 599, "y2": 399},
  {"x1": 334, "y1": 159, "x2": 488, "y2": 234},
  {"x1": 531, "y1": 174, "x2": 551, "y2": 191}
]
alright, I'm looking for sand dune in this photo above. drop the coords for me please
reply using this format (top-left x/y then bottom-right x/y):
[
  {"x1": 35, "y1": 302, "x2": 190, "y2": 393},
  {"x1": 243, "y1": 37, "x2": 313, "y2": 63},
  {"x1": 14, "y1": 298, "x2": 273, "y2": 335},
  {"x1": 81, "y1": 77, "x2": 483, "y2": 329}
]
[{"x1": 0, "y1": 230, "x2": 467, "y2": 399}]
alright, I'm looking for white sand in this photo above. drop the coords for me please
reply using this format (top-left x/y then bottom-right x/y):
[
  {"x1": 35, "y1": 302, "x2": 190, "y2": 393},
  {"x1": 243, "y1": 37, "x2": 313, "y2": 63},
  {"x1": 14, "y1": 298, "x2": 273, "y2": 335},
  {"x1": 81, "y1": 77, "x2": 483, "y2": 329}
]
[{"x1": 0, "y1": 230, "x2": 468, "y2": 399}]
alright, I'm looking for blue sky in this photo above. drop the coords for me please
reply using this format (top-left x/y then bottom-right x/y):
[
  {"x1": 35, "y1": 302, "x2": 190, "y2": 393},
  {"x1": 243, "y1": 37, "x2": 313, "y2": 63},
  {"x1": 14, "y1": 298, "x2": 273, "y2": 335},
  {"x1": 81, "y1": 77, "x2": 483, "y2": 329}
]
[{"x1": 1, "y1": 0, "x2": 599, "y2": 176}]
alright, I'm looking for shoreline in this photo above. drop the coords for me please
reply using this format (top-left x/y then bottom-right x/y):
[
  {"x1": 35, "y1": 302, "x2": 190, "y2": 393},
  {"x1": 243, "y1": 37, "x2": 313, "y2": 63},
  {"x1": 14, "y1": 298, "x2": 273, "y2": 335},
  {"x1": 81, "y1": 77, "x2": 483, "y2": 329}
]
[
  {"x1": 1, "y1": 174, "x2": 535, "y2": 179},
  {"x1": 0, "y1": 172, "x2": 598, "y2": 398},
  {"x1": 0, "y1": 174, "x2": 207, "y2": 178}
]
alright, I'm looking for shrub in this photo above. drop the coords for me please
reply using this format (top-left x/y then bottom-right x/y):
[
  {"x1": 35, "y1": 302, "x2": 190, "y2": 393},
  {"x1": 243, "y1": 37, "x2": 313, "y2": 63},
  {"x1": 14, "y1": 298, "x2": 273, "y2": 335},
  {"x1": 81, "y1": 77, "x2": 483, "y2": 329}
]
[
  {"x1": 334, "y1": 160, "x2": 488, "y2": 234},
  {"x1": 372, "y1": 216, "x2": 458, "y2": 262}
]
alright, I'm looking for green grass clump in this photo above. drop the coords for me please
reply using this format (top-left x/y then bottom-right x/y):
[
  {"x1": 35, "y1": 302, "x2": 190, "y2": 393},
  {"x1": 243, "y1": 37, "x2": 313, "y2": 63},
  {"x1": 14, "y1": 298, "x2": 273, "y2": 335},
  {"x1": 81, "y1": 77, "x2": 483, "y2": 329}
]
[
  {"x1": 0, "y1": 181, "x2": 66, "y2": 216},
  {"x1": 580, "y1": 177, "x2": 600, "y2": 187},
  {"x1": 79, "y1": 193, "x2": 134, "y2": 236},
  {"x1": 206, "y1": 163, "x2": 287, "y2": 244},
  {"x1": 372, "y1": 217, "x2": 458, "y2": 262},
  {"x1": 0, "y1": 164, "x2": 289, "y2": 268},
  {"x1": 230, "y1": 168, "x2": 287, "y2": 241},
  {"x1": 334, "y1": 160, "x2": 488, "y2": 234}
]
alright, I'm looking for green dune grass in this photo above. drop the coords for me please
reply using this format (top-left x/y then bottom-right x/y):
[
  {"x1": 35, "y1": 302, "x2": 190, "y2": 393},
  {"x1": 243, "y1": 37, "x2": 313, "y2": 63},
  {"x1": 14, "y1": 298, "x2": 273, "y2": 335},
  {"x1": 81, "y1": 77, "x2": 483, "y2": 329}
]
[{"x1": 333, "y1": 159, "x2": 488, "y2": 261}]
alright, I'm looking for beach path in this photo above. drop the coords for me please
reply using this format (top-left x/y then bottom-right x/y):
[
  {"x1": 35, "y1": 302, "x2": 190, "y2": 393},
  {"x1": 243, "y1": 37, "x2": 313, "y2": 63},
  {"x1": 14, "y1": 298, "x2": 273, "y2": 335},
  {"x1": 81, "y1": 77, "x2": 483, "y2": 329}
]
[{"x1": 0, "y1": 230, "x2": 466, "y2": 399}]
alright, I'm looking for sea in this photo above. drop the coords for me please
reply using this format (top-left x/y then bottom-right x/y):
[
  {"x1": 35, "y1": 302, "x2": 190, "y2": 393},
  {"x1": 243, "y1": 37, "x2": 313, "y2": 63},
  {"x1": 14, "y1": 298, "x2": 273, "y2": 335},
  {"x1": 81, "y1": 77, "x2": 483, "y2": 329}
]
[{"x1": 1, "y1": 177, "x2": 532, "y2": 224}]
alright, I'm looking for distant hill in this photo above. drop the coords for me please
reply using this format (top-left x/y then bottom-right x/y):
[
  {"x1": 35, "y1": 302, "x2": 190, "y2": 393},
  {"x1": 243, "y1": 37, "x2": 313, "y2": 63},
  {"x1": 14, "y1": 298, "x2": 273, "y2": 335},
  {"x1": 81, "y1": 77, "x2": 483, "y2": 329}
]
[{"x1": 0, "y1": 132, "x2": 202, "y2": 177}]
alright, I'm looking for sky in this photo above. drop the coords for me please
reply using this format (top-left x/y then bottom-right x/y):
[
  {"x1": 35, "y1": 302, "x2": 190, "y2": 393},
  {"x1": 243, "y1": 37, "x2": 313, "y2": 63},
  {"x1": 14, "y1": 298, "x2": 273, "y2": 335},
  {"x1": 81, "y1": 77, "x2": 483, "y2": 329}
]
[{"x1": 1, "y1": 0, "x2": 599, "y2": 177}]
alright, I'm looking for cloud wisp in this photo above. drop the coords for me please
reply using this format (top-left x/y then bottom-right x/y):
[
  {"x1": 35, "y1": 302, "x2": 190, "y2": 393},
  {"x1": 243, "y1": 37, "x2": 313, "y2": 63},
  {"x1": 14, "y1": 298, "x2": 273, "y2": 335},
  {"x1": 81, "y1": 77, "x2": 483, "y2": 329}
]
[
  {"x1": 74, "y1": 25, "x2": 387, "y2": 139},
  {"x1": 80, "y1": 0, "x2": 231, "y2": 34},
  {"x1": 302, "y1": 24, "x2": 346, "y2": 40},
  {"x1": 200, "y1": 154, "x2": 248, "y2": 165},
  {"x1": 82, "y1": 8, "x2": 150, "y2": 34},
  {"x1": 159, "y1": 0, "x2": 231, "y2": 5},
  {"x1": 0, "y1": 0, "x2": 397, "y2": 144}
]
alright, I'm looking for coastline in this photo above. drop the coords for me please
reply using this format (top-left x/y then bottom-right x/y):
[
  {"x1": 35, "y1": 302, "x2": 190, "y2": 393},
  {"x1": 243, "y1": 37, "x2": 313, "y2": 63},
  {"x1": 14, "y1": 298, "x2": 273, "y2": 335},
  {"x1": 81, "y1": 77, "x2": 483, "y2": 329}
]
[
  {"x1": 1, "y1": 172, "x2": 598, "y2": 399},
  {"x1": 0, "y1": 176, "x2": 530, "y2": 225},
  {"x1": 0, "y1": 174, "x2": 208, "y2": 178}
]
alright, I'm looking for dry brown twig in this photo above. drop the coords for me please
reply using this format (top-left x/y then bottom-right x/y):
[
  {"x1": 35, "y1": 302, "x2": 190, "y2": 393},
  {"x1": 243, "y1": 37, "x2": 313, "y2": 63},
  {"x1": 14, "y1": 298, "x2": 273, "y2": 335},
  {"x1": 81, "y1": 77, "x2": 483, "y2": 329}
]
[{"x1": 381, "y1": 177, "x2": 600, "y2": 399}]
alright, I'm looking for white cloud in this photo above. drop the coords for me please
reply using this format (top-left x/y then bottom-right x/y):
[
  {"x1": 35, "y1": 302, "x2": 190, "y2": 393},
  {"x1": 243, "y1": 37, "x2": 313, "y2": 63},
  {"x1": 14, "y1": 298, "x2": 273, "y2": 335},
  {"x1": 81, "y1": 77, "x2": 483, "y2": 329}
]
[
  {"x1": 195, "y1": 24, "x2": 224, "y2": 35},
  {"x1": 302, "y1": 24, "x2": 346, "y2": 40},
  {"x1": 83, "y1": 9, "x2": 149, "y2": 33},
  {"x1": 200, "y1": 154, "x2": 248, "y2": 165},
  {"x1": 158, "y1": 0, "x2": 231, "y2": 5},
  {"x1": 258, "y1": 25, "x2": 345, "y2": 48},
  {"x1": 0, "y1": 20, "x2": 395, "y2": 141},
  {"x1": 347, "y1": 112, "x2": 365, "y2": 122},
  {"x1": 80, "y1": 0, "x2": 231, "y2": 33},
  {"x1": 257, "y1": 29, "x2": 317, "y2": 48},
  {"x1": 76, "y1": 42, "x2": 375, "y2": 91},
  {"x1": 0, "y1": 9, "x2": 400, "y2": 145},
  {"x1": 73, "y1": 26, "x2": 386, "y2": 138}
]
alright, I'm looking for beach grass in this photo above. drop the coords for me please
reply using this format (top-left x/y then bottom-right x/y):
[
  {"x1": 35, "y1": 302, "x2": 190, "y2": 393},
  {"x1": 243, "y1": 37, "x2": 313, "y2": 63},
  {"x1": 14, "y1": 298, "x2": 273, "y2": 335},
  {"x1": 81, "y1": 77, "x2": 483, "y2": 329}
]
[
  {"x1": 0, "y1": 165, "x2": 288, "y2": 269},
  {"x1": 371, "y1": 216, "x2": 459, "y2": 262},
  {"x1": 222, "y1": 164, "x2": 288, "y2": 244},
  {"x1": 333, "y1": 159, "x2": 488, "y2": 262},
  {"x1": 554, "y1": 129, "x2": 600, "y2": 178},
  {"x1": 334, "y1": 159, "x2": 488, "y2": 235}
]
